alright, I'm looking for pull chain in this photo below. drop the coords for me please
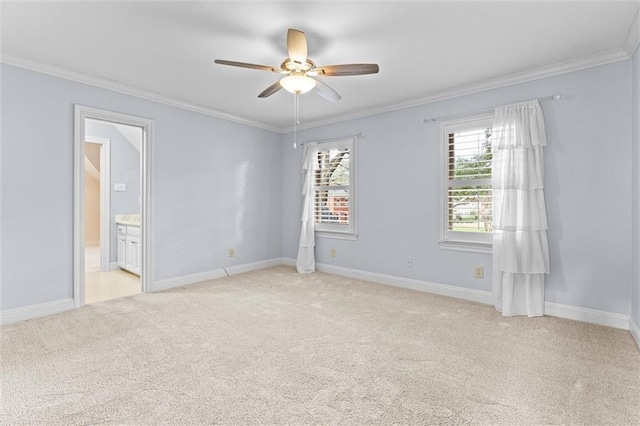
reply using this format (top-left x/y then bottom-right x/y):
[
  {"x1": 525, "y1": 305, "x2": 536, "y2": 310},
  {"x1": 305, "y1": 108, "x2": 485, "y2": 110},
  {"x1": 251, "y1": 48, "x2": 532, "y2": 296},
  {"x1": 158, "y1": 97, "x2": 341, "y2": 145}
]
[{"x1": 293, "y1": 93, "x2": 299, "y2": 148}]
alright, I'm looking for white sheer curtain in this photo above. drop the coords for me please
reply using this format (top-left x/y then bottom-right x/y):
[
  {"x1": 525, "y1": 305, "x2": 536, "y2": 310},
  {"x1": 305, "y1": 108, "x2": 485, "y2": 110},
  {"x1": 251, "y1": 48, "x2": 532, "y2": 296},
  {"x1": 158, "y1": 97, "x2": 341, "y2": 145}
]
[
  {"x1": 296, "y1": 142, "x2": 318, "y2": 273},
  {"x1": 492, "y1": 100, "x2": 549, "y2": 317}
]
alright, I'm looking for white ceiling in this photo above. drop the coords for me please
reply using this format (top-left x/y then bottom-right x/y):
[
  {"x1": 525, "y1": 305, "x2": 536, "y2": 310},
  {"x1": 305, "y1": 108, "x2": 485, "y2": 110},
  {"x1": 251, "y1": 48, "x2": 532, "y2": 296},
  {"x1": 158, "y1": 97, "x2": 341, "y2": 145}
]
[{"x1": 2, "y1": 1, "x2": 639, "y2": 132}]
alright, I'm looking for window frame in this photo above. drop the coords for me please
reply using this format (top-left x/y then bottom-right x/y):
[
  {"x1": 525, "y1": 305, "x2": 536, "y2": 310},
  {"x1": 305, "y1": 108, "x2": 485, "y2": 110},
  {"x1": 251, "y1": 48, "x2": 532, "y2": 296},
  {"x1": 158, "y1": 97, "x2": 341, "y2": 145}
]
[
  {"x1": 314, "y1": 136, "x2": 357, "y2": 240},
  {"x1": 439, "y1": 114, "x2": 494, "y2": 254}
]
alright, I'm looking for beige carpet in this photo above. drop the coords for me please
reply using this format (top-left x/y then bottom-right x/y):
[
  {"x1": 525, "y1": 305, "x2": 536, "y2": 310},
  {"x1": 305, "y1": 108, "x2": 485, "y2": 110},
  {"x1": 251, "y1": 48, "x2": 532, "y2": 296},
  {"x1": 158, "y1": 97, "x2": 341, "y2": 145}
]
[{"x1": 2, "y1": 266, "x2": 639, "y2": 425}]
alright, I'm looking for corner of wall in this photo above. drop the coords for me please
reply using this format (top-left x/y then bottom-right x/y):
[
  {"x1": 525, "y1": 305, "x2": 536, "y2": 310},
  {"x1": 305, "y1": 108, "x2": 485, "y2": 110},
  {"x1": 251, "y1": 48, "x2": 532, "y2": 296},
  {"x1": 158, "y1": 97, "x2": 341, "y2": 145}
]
[
  {"x1": 631, "y1": 44, "x2": 640, "y2": 326},
  {"x1": 630, "y1": 317, "x2": 640, "y2": 350}
]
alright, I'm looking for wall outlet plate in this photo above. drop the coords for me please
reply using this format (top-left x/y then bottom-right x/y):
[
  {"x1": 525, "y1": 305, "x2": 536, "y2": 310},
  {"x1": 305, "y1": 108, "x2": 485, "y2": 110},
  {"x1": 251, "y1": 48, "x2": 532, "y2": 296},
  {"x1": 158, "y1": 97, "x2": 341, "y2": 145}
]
[
  {"x1": 474, "y1": 266, "x2": 484, "y2": 278},
  {"x1": 228, "y1": 248, "x2": 235, "y2": 258},
  {"x1": 330, "y1": 248, "x2": 336, "y2": 258},
  {"x1": 114, "y1": 183, "x2": 127, "y2": 192}
]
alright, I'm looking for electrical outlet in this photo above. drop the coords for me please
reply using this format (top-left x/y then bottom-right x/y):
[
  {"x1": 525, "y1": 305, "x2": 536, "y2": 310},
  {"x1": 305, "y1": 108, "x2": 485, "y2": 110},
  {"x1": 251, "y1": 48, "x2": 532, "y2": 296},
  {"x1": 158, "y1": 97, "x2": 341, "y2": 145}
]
[
  {"x1": 406, "y1": 258, "x2": 412, "y2": 268},
  {"x1": 330, "y1": 248, "x2": 336, "y2": 258},
  {"x1": 474, "y1": 266, "x2": 484, "y2": 278},
  {"x1": 228, "y1": 248, "x2": 235, "y2": 258}
]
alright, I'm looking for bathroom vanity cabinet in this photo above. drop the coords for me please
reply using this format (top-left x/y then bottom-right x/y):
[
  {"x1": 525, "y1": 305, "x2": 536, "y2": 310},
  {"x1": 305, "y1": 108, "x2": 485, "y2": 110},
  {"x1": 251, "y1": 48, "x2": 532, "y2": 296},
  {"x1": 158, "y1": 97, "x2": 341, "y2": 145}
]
[{"x1": 117, "y1": 223, "x2": 141, "y2": 276}]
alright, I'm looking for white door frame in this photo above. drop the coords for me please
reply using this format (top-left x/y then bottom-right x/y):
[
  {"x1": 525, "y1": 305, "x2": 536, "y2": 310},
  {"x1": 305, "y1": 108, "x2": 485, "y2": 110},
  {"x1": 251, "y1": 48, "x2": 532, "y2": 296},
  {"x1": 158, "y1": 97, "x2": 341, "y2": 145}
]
[
  {"x1": 73, "y1": 105, "x2": 154, "y2": 308},
  {"x1": 84, "y1": 136, "x2": 111, "y2": 272}
]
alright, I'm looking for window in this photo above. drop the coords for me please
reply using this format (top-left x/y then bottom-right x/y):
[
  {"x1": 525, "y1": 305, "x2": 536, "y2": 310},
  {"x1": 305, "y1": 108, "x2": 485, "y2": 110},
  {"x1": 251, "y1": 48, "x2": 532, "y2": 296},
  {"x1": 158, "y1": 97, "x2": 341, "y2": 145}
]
[
  {"x1": 440, "y1": 115, "x2": 494, "y2": 252},
  {"x1": 314, "y1": 137, "x2": 356, "y2": 238}
]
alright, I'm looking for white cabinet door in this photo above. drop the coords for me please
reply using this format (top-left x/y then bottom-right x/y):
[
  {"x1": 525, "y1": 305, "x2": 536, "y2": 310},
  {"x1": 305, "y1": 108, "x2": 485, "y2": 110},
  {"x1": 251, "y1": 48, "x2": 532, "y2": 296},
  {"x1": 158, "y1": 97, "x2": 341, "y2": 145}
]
[
  {"x1": 126, "y1": 236, "x2": 141, "y2": 276},
  {"x1": 125, "y1": 237, "x2": 135, "y2": 270},
  {"x1": 134, "y1": 239, "x2": 142, "y2": 275},
  {"x1": 117, "y1": 224, "x2": 141, "y2": 276},
  {"x1": 117, "y1": 235, "x2": 127, "y2": 268}
]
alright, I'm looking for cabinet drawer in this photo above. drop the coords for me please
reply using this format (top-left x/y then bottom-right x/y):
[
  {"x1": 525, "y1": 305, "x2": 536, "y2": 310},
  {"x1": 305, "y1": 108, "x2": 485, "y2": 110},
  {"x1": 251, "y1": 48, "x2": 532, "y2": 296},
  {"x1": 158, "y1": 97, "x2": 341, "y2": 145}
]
[
  {"x1": 117, "y1": 225, "x2": 127, "y2": 235},
  {"x1": 127, "y1": 226, "x2": 141, "y2": 237}
]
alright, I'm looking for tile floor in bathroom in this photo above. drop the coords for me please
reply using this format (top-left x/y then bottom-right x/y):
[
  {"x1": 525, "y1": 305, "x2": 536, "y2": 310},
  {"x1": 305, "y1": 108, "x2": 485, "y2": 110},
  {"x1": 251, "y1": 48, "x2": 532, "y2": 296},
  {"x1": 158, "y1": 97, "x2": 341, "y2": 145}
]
[{"x1": 85, "y1": 245, "x2": 141, "y2": 305}]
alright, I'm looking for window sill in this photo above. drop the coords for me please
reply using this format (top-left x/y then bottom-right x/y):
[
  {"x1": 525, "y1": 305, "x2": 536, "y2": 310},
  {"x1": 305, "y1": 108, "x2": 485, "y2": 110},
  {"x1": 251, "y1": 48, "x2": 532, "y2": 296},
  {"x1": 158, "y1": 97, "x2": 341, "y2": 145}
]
[
  {"x1": 316, "y1": 231, "x2": 358, "y2": 241},
  {"x1": 439, "y1": 240, "x2": 492, "y2": 254}
]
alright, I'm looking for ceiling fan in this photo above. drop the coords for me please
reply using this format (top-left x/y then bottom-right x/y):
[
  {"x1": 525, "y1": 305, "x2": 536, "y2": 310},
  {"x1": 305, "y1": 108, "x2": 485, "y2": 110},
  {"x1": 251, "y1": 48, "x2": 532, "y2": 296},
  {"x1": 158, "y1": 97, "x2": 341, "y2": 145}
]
[{"x1": 215, "y1": 28, "x2": 379, "y2": 102}]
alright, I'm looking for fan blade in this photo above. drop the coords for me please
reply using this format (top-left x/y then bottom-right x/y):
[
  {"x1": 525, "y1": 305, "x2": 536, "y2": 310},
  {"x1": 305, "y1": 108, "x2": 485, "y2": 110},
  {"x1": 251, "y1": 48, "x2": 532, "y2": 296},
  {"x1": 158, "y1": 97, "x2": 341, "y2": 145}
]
[
  {"x1": 287, "y1": 29, "x2": 307, "y2": 65},
  {"x1": 258, "y1": 81, "x2": 283, "y2": 98},
  {"x1": 313, "y1": 64, "x2": 379, "y2": 76},
  {"x1": 215, "y1": 59, "x2": 281, "y2": 72},
  {"x1": 311, "y1": 78, "x2": 341, "y2": 102}
]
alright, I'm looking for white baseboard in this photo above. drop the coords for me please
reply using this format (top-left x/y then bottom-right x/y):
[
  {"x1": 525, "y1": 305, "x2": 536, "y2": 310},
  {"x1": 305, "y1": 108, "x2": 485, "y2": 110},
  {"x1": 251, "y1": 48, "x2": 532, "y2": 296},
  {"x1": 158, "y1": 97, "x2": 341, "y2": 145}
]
[
  {"x1": 3, "y1": 258, "x2": 633, "y2": 337},
  {"x1": 152, "y1": 269, "x2": 228, "y2": 292},
  {"x1": 152, "y1": 257, "x2": 284, "y2": 292},
  {"x1": 1, "y1": 258, "x2": 285, "y2": 324},
  {"x1": 109, "y1": 261, "x2": 120, "y2": 271},
  {"x1": 1, "y1": 298, "x2": 75, "y2": 326},
  {"x1": 312, "y1": 260, "x2": 494, "y2": 305},
  {"x1": 544, "y1": 302, "x2": 630, "y2": 330},
  {"x1": 630, "y1": 317, "x2": 640, "y2": 350},
  {"x1": 283, "y1": 258, "x2": 631, "y2": 330},
  {"x1": 225, "y1": 258, "x2": 284, "y2": 276}
]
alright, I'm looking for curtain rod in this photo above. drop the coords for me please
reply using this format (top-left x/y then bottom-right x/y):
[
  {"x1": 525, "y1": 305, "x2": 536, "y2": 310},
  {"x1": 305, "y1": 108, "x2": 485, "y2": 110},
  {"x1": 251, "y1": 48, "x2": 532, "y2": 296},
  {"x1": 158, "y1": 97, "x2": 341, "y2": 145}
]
[
  {"x1": 299, "y1": 132, "x2": 365, "y2": 146},
  {"x1": 422, "y1": 93, "x2": 562, "y2": 124}
]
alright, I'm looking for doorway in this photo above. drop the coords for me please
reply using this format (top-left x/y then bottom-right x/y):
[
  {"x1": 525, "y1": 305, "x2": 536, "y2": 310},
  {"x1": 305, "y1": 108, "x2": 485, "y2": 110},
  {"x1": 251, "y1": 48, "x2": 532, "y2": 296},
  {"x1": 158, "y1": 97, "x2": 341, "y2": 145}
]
[
  {"x1": 74, "y1": 106, "x2": 153, "y2": 308},
  {"x1": 84, "y1": 136, "x2": 110, "y2": 274}
]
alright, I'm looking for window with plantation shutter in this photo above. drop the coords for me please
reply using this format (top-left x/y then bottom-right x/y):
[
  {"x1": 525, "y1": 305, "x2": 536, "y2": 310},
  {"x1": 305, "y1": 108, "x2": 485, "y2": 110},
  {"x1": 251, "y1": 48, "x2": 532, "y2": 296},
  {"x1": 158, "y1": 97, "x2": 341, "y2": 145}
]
[
  {"x1": 440, "y1": 115, "x2": 494, "y2": 252},
  {"x1": 314, "y1": 137, "x2": 356, "y2": 237}
]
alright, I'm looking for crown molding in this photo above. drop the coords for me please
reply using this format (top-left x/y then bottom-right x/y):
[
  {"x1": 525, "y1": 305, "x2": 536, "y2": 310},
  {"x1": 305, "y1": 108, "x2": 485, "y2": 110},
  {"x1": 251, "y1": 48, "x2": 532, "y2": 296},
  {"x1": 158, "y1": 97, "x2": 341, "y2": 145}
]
[
  {"x1": 0, "y1": 54, "x2": 282, "y2": 133},
  {"x1": 623, "y1": 6, "x2": 640, "y2": 57},
  {"x1": 2, "y1": 47, "x2": 631, "y2": 135},
  {"x1": 285, "y1": 48, "x2": 631, "y2": 133}
]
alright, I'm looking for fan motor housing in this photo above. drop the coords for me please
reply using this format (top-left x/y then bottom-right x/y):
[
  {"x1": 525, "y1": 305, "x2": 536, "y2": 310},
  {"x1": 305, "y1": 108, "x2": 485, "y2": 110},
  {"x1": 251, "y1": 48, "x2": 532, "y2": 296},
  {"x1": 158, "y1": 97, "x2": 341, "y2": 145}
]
[{"x1": 281, "y1": 58, "x2": 315, "y2": 73}]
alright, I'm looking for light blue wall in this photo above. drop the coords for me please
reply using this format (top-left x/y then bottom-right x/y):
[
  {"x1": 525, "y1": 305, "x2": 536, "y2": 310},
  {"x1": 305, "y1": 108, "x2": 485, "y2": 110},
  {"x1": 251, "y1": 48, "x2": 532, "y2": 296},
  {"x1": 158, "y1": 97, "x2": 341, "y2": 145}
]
[
  {"x1": 1, "y1": 59, "x2": 635, "y2": 318},
  {"x1": 85, "y1": 121, "x2": 141, "y2": 263},
  {"x1": 632, "y1": 45, "x2": 640, "y2": 327},
  {"x1": 1, "y1": 64, "x2": 283, "y2": 311},
  {"x1": 282, "y1": 61, "x2": 633, "y2": 316}
]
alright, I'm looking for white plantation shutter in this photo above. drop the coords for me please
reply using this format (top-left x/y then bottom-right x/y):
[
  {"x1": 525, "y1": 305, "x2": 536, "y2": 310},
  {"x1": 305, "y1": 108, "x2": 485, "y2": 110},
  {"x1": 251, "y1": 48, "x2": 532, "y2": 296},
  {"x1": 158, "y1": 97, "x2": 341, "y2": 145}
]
[
  {"x1": 314, "y1": 138, "x2": 356, "y2": 234},
  {"x1": 441, "y1": 115, "x2": 494, "y2": 247}
]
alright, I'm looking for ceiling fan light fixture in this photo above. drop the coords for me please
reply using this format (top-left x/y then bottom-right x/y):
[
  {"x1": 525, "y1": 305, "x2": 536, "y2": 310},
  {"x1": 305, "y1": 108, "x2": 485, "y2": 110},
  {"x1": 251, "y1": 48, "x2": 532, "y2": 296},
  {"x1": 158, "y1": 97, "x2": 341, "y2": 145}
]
[
  {"x1": 215, "y1": 28, "x2": 378, "y2": 101},
  {"x1": 280, "y1": 75, "x2": 316, "y2": 94}
]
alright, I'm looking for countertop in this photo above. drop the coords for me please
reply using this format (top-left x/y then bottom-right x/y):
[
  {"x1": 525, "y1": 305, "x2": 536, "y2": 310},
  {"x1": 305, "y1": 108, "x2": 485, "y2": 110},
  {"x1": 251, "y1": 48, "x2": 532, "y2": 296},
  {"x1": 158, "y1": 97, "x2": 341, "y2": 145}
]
[{"x1": 115, "y1": 214, "x2": 140, "y2": 227}]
